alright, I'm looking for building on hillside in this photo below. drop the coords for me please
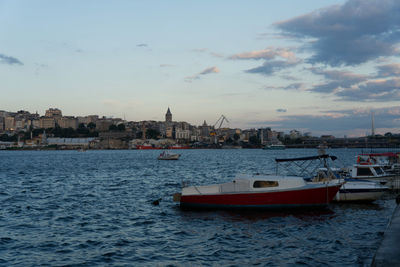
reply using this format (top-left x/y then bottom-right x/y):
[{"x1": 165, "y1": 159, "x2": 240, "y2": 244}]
[
  {"x1": 40, "y1": 117, "x2": 56, "y2": 129},
  {"x1": 165, "y1": 126, "x2": 173, "y2": 139},
  {"x1": 45, "y1": 108, "x2": 62, "y2": 118},
  {"x1": 96, "y1": 118, "x2": 114, "y2": 132},
  {"x1": 4, "y1": 116, "x2": 15, "y2": 131},
  {"x1": 175, "y1": 129, "x2": 190, "y2": 140},
  {"x1": 59, "y1": 116, "x2": 78, "y2": 129},
  {"x1": 77, "y1": 115, "x2": 99, "y2": 125},
  {"x1": 200, "y1": 120, "x2": 210, "y2": 137},
  {"x1": 0, "y1": 117, "x2": 4, "y2": 132}
]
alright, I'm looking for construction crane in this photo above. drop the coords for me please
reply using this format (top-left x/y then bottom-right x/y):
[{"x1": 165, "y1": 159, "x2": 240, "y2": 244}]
[
  {"x1": 210, "y1": 115, "x2": 229, "y2": 144},
  {"x1": 213, "y1": 114, "x2": 229, "y2": 129}
]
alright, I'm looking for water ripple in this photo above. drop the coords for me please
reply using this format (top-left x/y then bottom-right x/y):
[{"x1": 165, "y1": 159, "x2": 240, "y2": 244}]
[{"x1": 0, "y1": 149, "x2": 396, "y2": 266}]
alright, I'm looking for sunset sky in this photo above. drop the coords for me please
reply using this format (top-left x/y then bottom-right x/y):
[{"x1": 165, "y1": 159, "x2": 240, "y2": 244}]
[{"x1": 1, "y1": 0, "x2": 400, "y2": 137}]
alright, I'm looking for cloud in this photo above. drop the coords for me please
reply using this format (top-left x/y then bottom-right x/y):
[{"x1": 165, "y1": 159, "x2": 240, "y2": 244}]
[
  {"x1": 252, "y1": 106, "x2": 400, "y2": 136},
  {"x1": 199, "y1": 66, "x2": 219, "y2": 75},
  {"x1": 310, "y1": 68, "x2": 369, "y2": 93},
  {"x1": 160, "y1": 64, "x2": 174, "y2": 68},
  {"x1": 246, "y1": 60, "x2": 300, "y2": 76},
  {"x1": 275, "y1": 0, "x2": 400, "y2": 66},
  {"x1": 230, "y1": 47, "x2": 297, "y2": 61},
  {"x1": 265, "y1": 82, "x2": 306, "y2": 91},
  {"x1": 336, "y1": 77, "x2": 400, "y2": 101},
  {"x1": 185, "y1": 66, "x2": 220, "y2": 82},
  {"x1": 193, "y1": 48, "x2": 224, "y2": 58},
  {"x1": 230, "y1": 47, "x2": 301, "y2": 75},
  {"x1": 276, "y1": 109, "x2": 287, "y2": 113},
  {"x1": 0, "y1": 54, "x2": 23, "y2": 65},
  {"x1": 137, "y1": 43, "x2": 148, "y2": 47},
  {"x1": 376, "y1": 63, "x2": 400, "y2": 77}
]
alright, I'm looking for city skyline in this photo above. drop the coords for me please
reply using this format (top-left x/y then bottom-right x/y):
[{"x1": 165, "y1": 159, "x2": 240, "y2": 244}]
[{"x1": 1, "y1": 0, "x2": 400, "y2": 137}]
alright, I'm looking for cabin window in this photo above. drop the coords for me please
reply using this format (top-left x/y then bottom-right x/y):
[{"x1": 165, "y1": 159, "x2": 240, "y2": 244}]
[
  {"x1": 357, "y1": 168, "x2": 373, "y2": 176},
  {"x1": 374, "y1": 167, "x2": 384, "y2": 175},
  {"x1": 253, "y1": 181, "x2": 279, "y2": 188}
]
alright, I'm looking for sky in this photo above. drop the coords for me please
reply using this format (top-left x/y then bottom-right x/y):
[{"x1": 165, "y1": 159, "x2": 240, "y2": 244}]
[{"x1": 1, "y1": 0, "x2": 400, "y2": 137}]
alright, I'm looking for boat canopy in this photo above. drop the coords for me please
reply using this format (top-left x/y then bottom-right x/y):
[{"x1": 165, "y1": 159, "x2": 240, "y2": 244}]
[{"x1": 275, "y1": 154, "x2": 337, "y2": 162}]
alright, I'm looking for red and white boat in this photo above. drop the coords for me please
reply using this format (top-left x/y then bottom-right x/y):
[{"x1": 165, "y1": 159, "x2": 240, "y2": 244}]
[{"x1": 174, "y1": 174, "x2": 342, "y2": 210}]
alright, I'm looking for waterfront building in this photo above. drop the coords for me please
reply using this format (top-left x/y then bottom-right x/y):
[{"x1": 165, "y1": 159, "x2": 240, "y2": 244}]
[{"x1": 0, "y1": 117, "x2": 4, "y2": 132}]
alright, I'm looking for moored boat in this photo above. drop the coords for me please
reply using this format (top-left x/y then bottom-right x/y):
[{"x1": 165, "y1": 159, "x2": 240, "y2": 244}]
[
  {"x1": 158, "y1": 151, "x2": 180, "y2": 160},
  {"x1": 263, "y1": 144, "x2": 285, "y2": 150},
  {"x1": 347, "y1": 164, "x2": 400, "y2": 190},
  {"x1": 174, "y1": 174, "x2": 342, "y2": 210},
  {"x1": 278, "y1": 155, "x2": 388, "y2": 202},
  {"x1": 334, "y1": 179, "x2": 388, "y2": 202}
]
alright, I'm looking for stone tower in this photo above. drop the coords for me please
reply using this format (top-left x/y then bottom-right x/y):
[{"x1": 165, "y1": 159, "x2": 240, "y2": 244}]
[{"x1": 165, "y1": 107, "x2": 172, "y2": 123}]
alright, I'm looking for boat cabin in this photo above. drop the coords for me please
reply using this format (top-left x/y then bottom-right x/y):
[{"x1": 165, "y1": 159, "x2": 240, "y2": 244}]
[
  {"x1": 182, "y1": 174, "x2": 307, "y2": 196},
  {"x1": 351, "y1": 164, "x2": 386, "y2": 178}
]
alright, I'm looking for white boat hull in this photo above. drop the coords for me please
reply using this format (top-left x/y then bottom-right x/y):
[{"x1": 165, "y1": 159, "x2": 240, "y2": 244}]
[{"x1": 334, "y1": 180, "x2": 388, "y2": 202}]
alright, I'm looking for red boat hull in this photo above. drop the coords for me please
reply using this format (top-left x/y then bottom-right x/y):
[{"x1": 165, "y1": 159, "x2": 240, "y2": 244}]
[
  {"x1": 136, "y1": 145, "x2": 160, "y2": 150},
  {"x1": 168, "y1": 146, "x2": 191, "y2": 149},
  {"x1": 180, "y1": 184, "x2": 341, "y2": 209}
]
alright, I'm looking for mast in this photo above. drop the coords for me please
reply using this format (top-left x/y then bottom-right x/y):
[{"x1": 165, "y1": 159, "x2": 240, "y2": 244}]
[{"x1": 371, "y1": 111, "x2": 375, "y2": 136}]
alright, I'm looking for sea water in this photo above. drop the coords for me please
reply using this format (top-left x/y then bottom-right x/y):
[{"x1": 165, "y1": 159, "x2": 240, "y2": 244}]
[{"x1": 0, "y1": 149, "x2": 396, "y2": 266}]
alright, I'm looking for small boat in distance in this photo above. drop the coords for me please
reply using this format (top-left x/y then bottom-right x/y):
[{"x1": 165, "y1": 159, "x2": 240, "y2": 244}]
[
  {"x1": 158, "y1": 151, "x2": 180, "y2": 160},
  {"x1": 263, "y1": 144, "x2": 285, "y2": 150},
  {"x1": 174, "y1": 174, "x2": 342, "y2": 210}
]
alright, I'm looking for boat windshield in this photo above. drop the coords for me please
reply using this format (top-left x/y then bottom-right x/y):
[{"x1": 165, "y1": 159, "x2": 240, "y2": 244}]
[{"x1": 357, "y1": 167, "x2": 373, "y2": 176}]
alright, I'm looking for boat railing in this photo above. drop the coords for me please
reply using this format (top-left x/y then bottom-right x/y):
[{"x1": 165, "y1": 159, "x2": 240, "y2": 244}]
[{"x1": 274, "y1": 154, "x2": 344, "y2": 181}]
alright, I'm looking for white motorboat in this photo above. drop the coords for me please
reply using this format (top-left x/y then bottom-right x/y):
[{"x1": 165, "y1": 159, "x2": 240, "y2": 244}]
[
  {"x1": 277, "y1": 155, "x2": 389, "y2": 202},
  {"x1": 158, "y1": 151, "x2": 180, "y2": 160},
  {"x1": 347, "y1": 164, "x2": 400, "y2": 190},
  {"x1": 333, "y1": 178, "x2": 388, "y2": 202}
]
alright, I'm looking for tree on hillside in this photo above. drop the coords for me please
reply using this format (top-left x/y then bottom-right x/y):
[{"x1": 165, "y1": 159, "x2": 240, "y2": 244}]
[
  {"x1": 146, "y1": 129, "x2": 160, "y2": 139},
  {"x1": 109, "y1": 124, "x2": 118, "y2": 131},
  {"x1": 117, "y1": 124, "x2": 126, "y2": 131},
  {"x1": 87, "y1": 122, "x2": 96, "y2": 130}
]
